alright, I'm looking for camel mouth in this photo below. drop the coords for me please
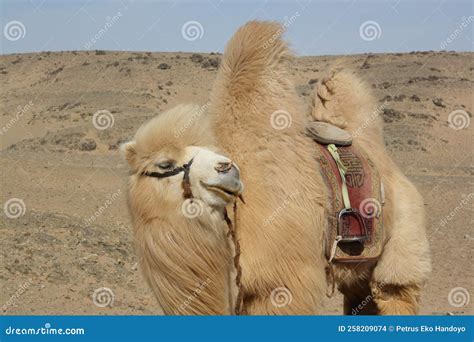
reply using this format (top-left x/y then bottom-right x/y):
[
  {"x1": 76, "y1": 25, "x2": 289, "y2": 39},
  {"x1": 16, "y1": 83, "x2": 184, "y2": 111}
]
[{"x1": 200, "y1": 181, "x2": 240, "y2": 200}]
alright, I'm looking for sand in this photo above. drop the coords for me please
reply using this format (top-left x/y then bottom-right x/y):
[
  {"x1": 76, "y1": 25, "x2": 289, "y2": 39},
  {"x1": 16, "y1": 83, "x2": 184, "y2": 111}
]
[{"x1": 0, "y1": 50, "x2": 472, "y2": 315}]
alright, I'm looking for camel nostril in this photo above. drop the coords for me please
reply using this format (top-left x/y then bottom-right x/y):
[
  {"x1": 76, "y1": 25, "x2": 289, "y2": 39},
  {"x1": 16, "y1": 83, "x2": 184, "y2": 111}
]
[{"x1": 215, "y1": 161, "x2": 233, "y2": 173}]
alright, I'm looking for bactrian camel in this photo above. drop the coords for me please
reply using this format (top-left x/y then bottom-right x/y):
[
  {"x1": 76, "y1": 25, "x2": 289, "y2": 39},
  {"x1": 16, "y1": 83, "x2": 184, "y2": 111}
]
[{"x1": 122, "y1": 21, "x2": 431, "y2": 315}]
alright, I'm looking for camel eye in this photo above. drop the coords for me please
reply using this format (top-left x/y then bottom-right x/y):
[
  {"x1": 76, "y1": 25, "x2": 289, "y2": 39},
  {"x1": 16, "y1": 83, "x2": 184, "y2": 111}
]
[{"x1": 156, "y1": 161, "x2": 174, "y2": 170}]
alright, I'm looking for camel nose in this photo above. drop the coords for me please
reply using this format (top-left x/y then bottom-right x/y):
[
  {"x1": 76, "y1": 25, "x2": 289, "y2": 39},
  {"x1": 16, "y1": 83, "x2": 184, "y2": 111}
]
[
  {"x1": 215, "y1": 161, "x2": 240, "y2": 177},
  {"x1": 215, "y1": 161, "x2": 233, "y2": 173},
  {"x1": 208, "y1": 158, "x2": 243, "y2": 196}
]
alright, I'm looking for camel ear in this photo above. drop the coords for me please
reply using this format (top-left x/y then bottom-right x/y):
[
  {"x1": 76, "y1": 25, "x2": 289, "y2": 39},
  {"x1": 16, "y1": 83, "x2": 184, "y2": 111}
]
[{"x1": 121, "y1": 141, "x2": 137, "y2": 167}]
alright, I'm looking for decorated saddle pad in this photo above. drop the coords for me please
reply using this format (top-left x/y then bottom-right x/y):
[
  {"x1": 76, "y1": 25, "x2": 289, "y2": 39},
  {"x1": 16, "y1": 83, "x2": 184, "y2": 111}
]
[{"x1": 311, "y1": 136, "x2": 384, "y2": 263}]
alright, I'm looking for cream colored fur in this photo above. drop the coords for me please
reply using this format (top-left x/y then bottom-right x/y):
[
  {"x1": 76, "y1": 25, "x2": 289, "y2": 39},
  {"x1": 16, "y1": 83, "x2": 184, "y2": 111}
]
[
  {"x1": 209, "y1": 21, "x2": 431, "y2": 315},
  {"x1": 125, "y1": 21, "x2": 431, "y2": 315},
  {"x1": 209, "y1": 21, "x2": 329, "y2": 314}
]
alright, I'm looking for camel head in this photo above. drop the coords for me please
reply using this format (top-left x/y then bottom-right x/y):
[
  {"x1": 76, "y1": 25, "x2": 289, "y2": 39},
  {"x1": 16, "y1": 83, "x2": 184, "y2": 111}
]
[{"x1": 121, "y1": 104, "x2": 243, "y2": 221}]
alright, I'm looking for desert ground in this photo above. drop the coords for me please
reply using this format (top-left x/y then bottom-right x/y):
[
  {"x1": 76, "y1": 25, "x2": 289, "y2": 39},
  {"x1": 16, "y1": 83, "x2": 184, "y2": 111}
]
[{"x1": 0, "y1": 50, "x2": 472, "y2": 315}]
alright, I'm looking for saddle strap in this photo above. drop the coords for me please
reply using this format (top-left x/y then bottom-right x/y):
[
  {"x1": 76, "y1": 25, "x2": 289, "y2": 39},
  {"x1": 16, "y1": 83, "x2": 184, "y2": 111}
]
[{"x1": 327, "y1": 144, "x2": 351, "y2": 210}]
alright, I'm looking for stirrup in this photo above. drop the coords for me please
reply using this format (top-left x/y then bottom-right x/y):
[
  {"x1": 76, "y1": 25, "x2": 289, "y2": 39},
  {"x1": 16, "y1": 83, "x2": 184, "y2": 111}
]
[{"x1": 337, "y1": 208, "x2": 369, "y2": 243}]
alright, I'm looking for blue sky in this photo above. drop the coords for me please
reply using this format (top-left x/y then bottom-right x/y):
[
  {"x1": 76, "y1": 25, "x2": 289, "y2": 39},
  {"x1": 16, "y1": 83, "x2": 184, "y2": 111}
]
[{"x1": 1, "y1": 0, "x2": 472, "y2": 55}]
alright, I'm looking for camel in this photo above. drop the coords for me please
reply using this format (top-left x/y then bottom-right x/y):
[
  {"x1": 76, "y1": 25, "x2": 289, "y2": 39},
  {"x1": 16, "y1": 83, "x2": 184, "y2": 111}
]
[
  {"x1": 122, "y1": 21, "x2": 431, "y2": 315},
  {"x1": 122, "y1": 104, "x2": 244, "y2": 314}
]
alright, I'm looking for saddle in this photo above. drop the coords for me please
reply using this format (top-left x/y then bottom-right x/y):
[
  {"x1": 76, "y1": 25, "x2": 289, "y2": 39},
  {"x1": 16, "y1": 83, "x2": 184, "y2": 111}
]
[{"x1": 307, "y1": 122, "x2": 384, "y2": 263}]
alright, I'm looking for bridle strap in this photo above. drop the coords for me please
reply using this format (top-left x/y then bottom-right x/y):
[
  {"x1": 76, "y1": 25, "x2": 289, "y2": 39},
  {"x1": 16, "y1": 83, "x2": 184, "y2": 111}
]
[
  {"x1": 141, "y1": 158, "x2": 195, "y2": 199},
  {"x1": 142, "y1": 158, "x2": 194, "y2": 179},
  {"x1": 181, "y1": 160, "x2": 193, "y2": 199}
]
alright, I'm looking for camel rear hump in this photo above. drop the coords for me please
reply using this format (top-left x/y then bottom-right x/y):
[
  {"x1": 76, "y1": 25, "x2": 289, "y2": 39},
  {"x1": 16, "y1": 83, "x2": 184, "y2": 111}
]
[{"x1": 312, "y1": 69, "x2": 385, "y2": 144}]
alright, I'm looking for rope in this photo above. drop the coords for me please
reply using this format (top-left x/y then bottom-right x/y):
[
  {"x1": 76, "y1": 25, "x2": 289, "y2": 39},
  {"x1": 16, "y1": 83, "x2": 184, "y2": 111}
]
[
  {"x1": 326, "y1": 235, "x2": 342, "y2": 298},
  {"x1": 326, "y1": 262, "x2": 336, "y2": 298},
  {"x1": 224, "y1": 201, "x2": 243, "y2": 315},
  {"x1": 328, "y1": 235, "x2": 342, "y2": 263}
]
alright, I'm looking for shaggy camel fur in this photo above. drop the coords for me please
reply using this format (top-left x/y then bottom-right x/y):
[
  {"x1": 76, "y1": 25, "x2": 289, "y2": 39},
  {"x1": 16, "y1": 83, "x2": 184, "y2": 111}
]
[
  {"x1": 208, "y1": 21, "x2": 431, "y2": 315},
  {"x1": 123, "y1": 21, "x2": 431, "y2": 315}
]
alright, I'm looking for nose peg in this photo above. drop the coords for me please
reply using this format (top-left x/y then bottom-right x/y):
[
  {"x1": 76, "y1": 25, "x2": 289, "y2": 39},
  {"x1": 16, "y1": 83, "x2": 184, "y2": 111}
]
[{"x1": 215, "y1": 161, "x2": 233, "y2": 173}]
